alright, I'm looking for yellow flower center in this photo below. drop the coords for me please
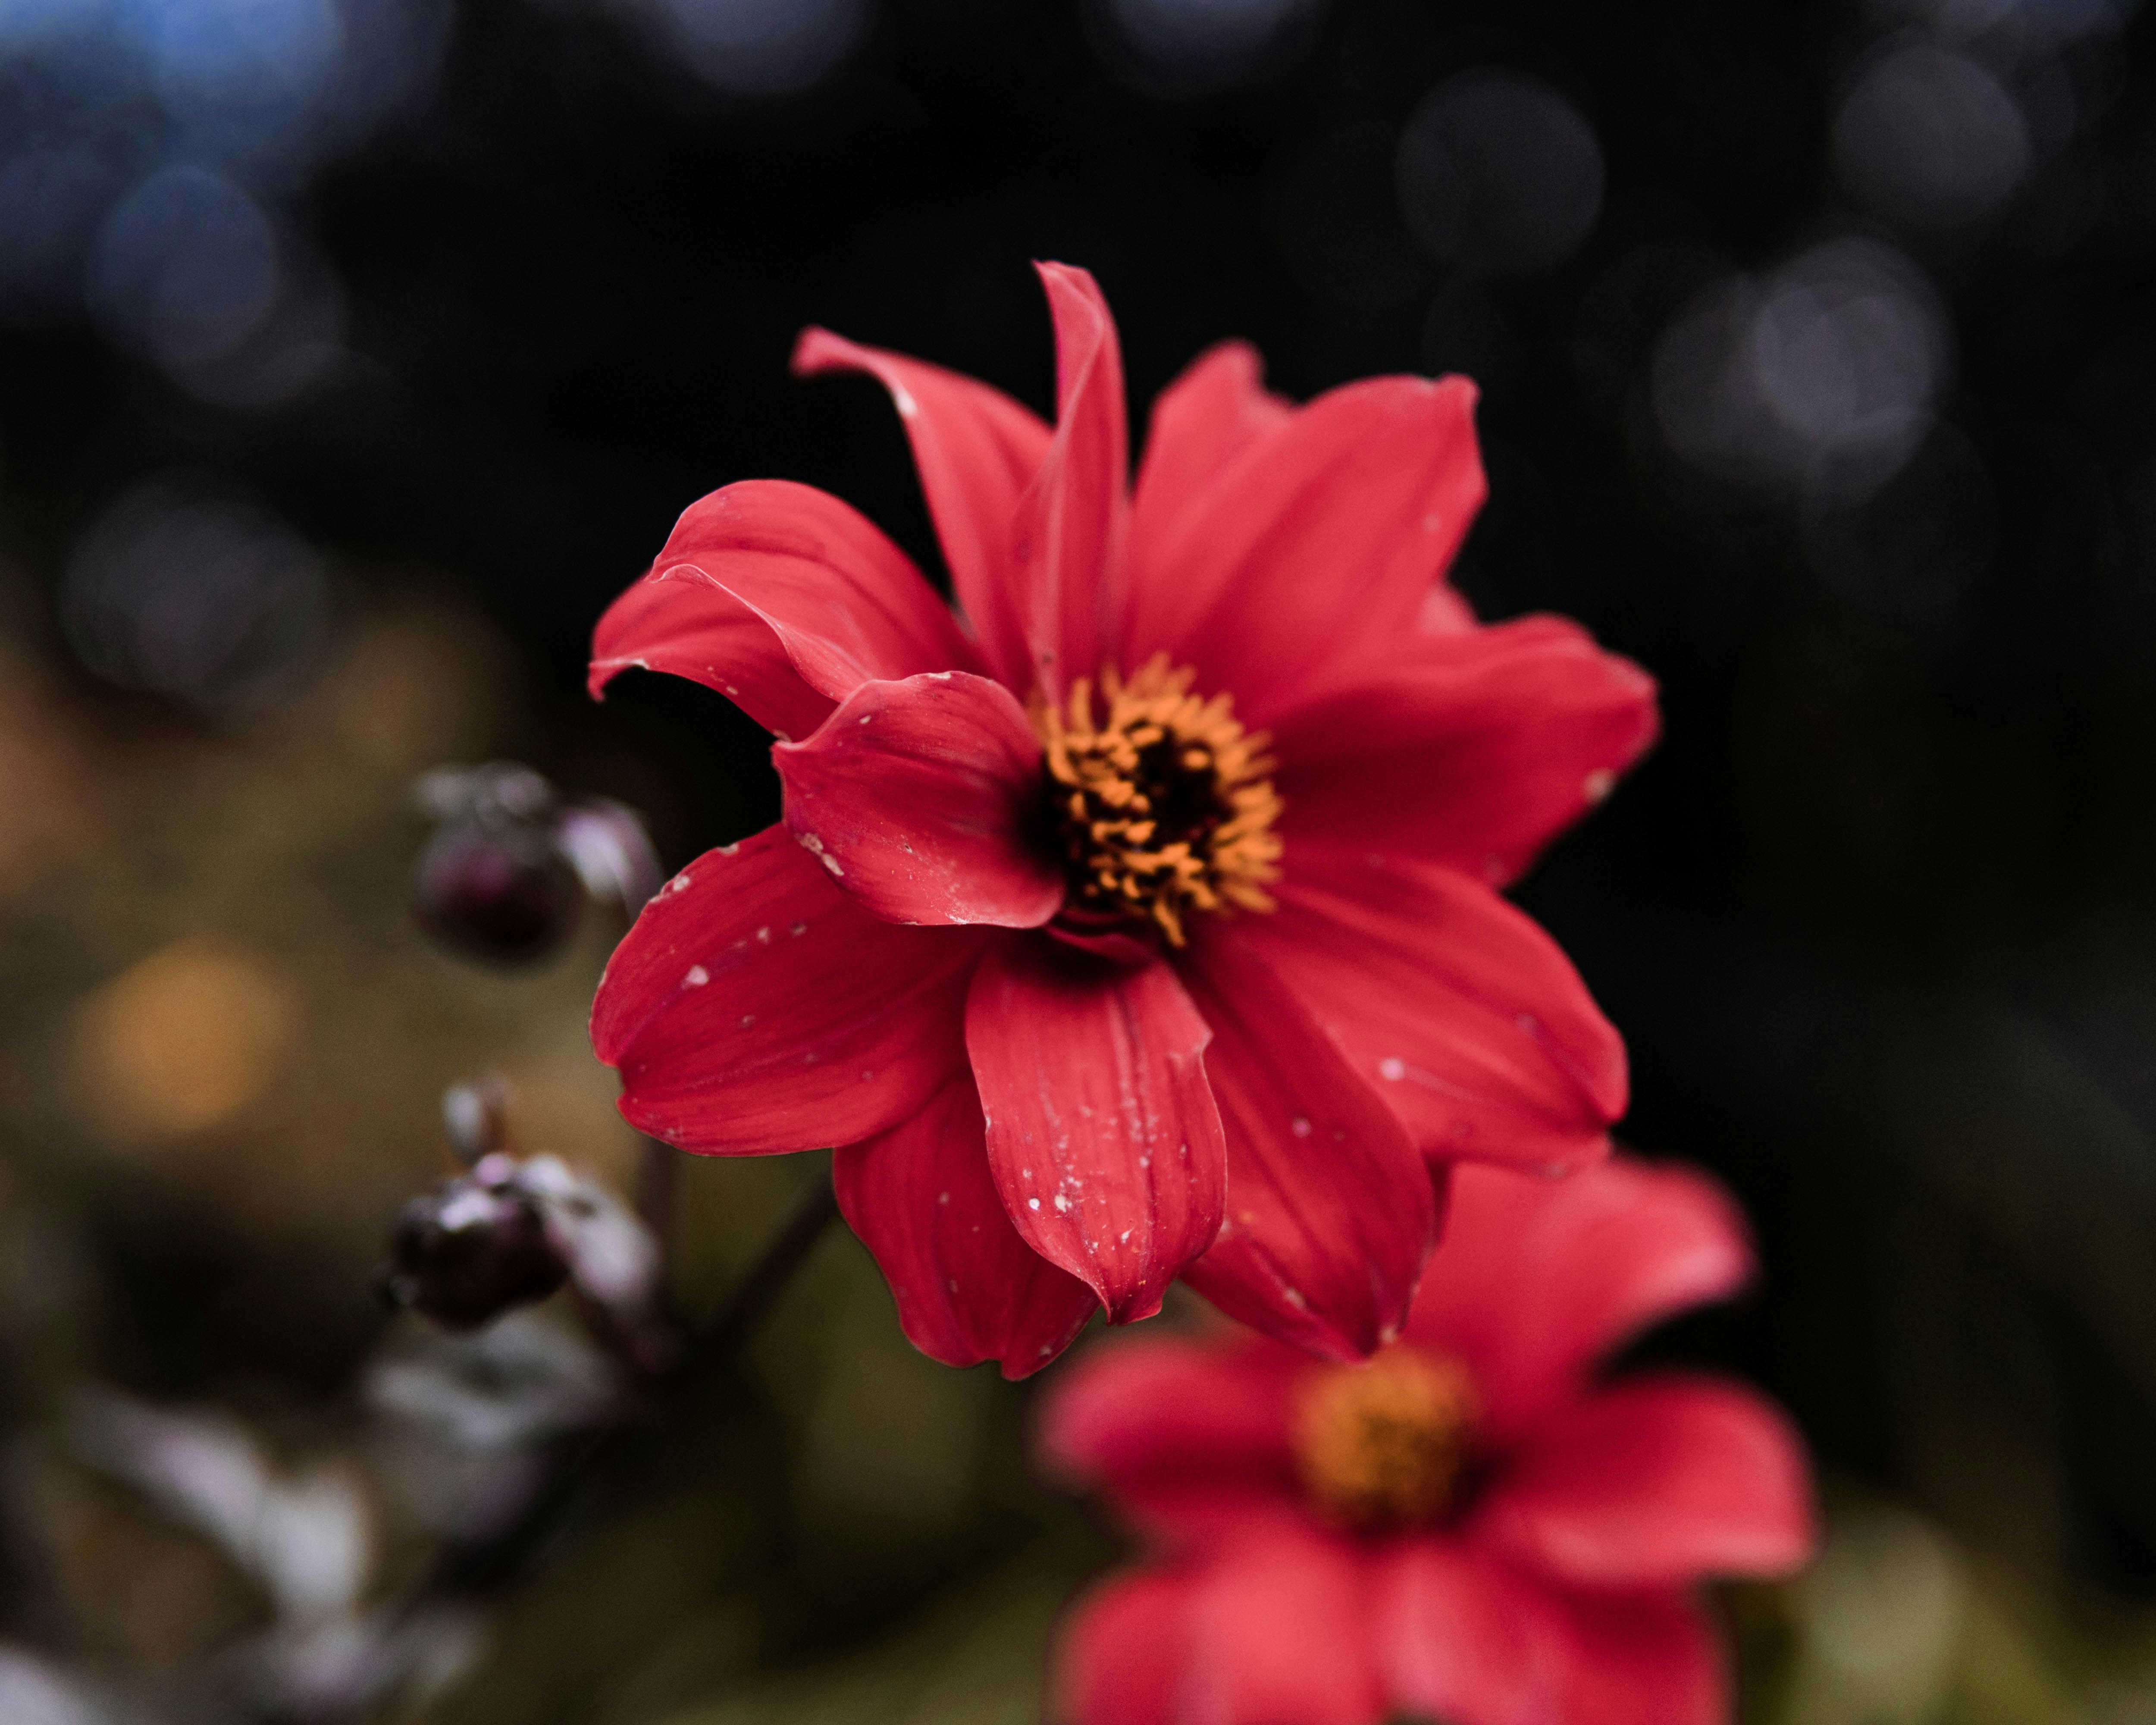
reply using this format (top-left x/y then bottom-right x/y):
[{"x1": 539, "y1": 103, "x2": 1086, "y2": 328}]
[
  {"x1": 1032, "y1": 655, "x2": 1283, "y2": 947},
  {"x1": 1293, "y1": 1349, "x2": 1479, "y2": 1528}
]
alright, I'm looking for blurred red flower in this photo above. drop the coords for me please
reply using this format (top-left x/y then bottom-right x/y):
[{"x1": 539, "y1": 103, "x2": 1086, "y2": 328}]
[
  {"x1": 1039, "y1": 1156, "x2": 1815, "y2": 1725},
  {"x1": 588, "y1": 263, "x2": 1658, "y2": 1374}
]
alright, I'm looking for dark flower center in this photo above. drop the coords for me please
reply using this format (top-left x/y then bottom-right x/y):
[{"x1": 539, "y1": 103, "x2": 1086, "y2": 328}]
[
  {"x1": 1293, "y1": 1349, "x2": 1480, "y2": 1528},
  {"x1": 1033, "y1": 655, "x2": 1282, "y2": 947}
]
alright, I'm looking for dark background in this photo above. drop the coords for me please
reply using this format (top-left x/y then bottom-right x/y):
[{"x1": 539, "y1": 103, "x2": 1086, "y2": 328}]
[{"x1": 2, "y1": 0, "x2": 2155, "y2": 1717}]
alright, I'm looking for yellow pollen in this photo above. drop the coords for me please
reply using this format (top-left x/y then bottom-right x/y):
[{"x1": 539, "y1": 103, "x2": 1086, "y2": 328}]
[
  {"x1": 1293, "y1": 1350, "x2": 1479, "y2": 1529},
  {"x1": 1031, "y1": 654, "x2": 1283, "y2": 947}
]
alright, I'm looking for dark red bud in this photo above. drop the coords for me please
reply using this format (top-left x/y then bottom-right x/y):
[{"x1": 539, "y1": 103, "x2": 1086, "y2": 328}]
[
  {"x1": 410, "y1": 819, "x2": 581, "y2": 966},
  {"x1": 383, "y1": 1167, "x2": 569, "y2": 1330}
]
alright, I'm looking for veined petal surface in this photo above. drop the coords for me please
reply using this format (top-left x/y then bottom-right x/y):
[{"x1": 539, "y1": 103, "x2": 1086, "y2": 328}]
[
  {"x1": 834, "y1": 1077, "x2": 1095, "y2": 1378},
  {"x1": 965, "y1": 940, "x2": 1225, "y2": 1324},
  {"x1": 775, "y1": 671, "x2": 1063, "y2": 928},
  {"x1": 592, "y1": 828, "x2": 987, "y2": 1154},
  {"x1": 1130, "y1": 339, "x2": 1293, "y2": 551},
  {"x1": 1126, "y1": 373, "x2": 1485, "y2": 725},
  {"x1": 1177, "y1": 928, "x2": 1436, "y2": 1361},
  {"x1": 1270, "y1": 615, "x2": 1660, "y2": 887},
  {"x1": 1244, "y1": 847, "x2": 1625, "y2": 1174}
]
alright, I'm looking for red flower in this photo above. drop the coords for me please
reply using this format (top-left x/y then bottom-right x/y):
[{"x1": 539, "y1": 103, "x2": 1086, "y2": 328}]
[
  {"x1": 588, "y1": 263, "x2": 1658, "y2": 1374},
  {"x1": 1039, "y1": 1157, "x2": 1816, "y2": 1725}
]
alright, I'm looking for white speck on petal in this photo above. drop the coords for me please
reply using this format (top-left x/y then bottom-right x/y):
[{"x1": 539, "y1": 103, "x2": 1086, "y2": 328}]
[
  {"x1": 682, "y1": 966, "x2": 709, "y2": 988},
  {"x1": 1028, "y1": 1198, "x2": 1040, "y2": 1211},
  {"x1": 1379, "y1": 1057, "x2": 1406, "y2": 1082},
  {"x1": 1283, "y1": 1288, "x2": 1308, "y2": 1310},
  {"x1": 1053, "y1": 1192, "x2": 1073, "y2": 1213},
  {"x1": 1290, "y1": 1117, "x2": 1312, "y2": 1138},
  {"x1": 740, "y1": 1014, "x2": 756, "y2": 1028},
  {"x1": 891, "y1": 382, "x2": 918, "y2": 417},
  {"x1": 1583, "y1": 768, "x2": 1616, "y2": 804},
  {"x1": 937, "y1": 1191, "x2": 950, "y2": 1205},
  {"x1": 791, "y1": 922, "x2": 807, "y2": 936},
  {"x1": 756, "y1": 926, "x2": 771, "y2": 944}
]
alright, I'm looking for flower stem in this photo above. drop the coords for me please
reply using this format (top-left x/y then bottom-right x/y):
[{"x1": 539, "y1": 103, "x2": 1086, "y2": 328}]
[
  {"x1": 680, "y1": 1167, "x2": 840, "y2": 1371},
  {"x1": 633, "y1": 1133, "x2": 680, "y2": 1309}
]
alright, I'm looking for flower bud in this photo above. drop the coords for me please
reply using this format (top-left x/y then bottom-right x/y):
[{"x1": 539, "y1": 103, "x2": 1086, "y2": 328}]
[
  {"x1": 383, "y1": 1157, "x2": 570, "y2": 1330},
  {"x1": 410, "y1": 815, "x2": 581, "y2": 965}
]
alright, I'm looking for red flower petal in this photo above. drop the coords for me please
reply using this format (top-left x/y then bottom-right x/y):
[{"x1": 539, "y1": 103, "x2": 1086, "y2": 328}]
[
  {"x1": 1554, "y1": 1587, "x2": 1723, "y2": 1725},
  {"x1": 1178, "y1": 1529, "x2": 1386, "y2": 1725},
  {"x1": 1177, "y1": 929, "x2": 1436, "y2": 1361},
  {"x1": 1407, "y1": 1159, "x2": 1755, "y2": 1439},
  {"x1": 1373, "y1": 1542, "x2": 1563, "y2": 1725},
  {"x1": 1471, "y1": 1372, "x2": 1816, "y2": 1588},
  {"x1": 1129, "y1": 339, "x2": 1292, "y2": 552},
  {"x1": 791, "y1": 328, "x2": 1048, "y2": 691},
  {"x1": 588, "y1": 480, "x2": 981, "y2": 740},
  {"x1": 833, "y1": 1077, "x2": 1095, "y2": 1379},
  {"x1": 1037, "y1": 1333, "x2": 1303, "y2": 1546},
  {"x1": 1124, "y1": 374, "x2": 1485, "y2": 726},
  {"x1": 1242, "y1": 848, "x2": 1625, "y2": 1175},
  {"x1": 774, "y1": 671, "x2": 1064, "y2": 928},
  {"x1": 1054, "y1": 1567, "x2": 1195, "y2": 1725},
  {"x1": 1376, "y1": 1545, "x2": 1721, "y2": 1725},
  {"x1": 1270, "y1": 615, "x2": 1661, "y2": 888},
  {"x1": 965, "y1": 939, "x2": 1225, "y2": 1324},
  {"x1": 591, "y1": 827, "x2": 988, "y2": 1154},
  {"x1": 1015, "y1": 262, "x2": 1130, "y2": 699}
]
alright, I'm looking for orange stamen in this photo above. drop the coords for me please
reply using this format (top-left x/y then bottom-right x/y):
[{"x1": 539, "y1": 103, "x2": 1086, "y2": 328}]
[{"x1": 1032, "y1": 655, "x2": 1283, "y2": 946}]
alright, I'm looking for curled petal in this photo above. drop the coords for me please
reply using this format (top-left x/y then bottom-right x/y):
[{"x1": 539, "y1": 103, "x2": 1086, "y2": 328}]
[
  {"x1": 834, "y1": 1078, "x2": 1095, "y2": 1379},
  {"x1": 1130, "y1": 339, "x2": 1293, "y2": 551},
  {"x1": 1037, "y1": 1333, "x2": 1303, "y2": 1546},
  {"x1": 1270, "y1": 616, "x2": 1661, "y2": 887},
  {"x1": 1407, "y1": 1158, "x2": 1755, "y2": 1438},
  {"x1": 1015, "y1": 262, "x2": 1131, "y2": 699},
  {"x1": 965, "y1": 939, "x2": 1226, "y2": 1324},
  {"x1": 792, "y1": 328, "x2": 1048, "y2": 689},
  {"x1": 1177, "y1": 928, "x2": 1436, "y2": 1361},
  {"x1": 589, "y1": 480, "x2": 980, "y2": 738},
  {"x1": 1126, "y1": 374, "x2": 1485, "y2": 725},
  {"x1": 591, "y1": 827, "x2": 988, "y2": 1154},
  {"x1": 1471, "y1": 1373, "x2": 1816, "y2": 1588},
  {"x1": 775, "y1": 672, "x2": 1064, "y2": 928},
  {"x1": 1244, "y1": 848, "x2": 1625, "y2": 1175}
]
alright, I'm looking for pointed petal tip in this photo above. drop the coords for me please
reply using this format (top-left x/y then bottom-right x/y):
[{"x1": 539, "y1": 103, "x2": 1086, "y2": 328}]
[{"x1": 790, "y1": 324, "x2": 853, "y2": 377}]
